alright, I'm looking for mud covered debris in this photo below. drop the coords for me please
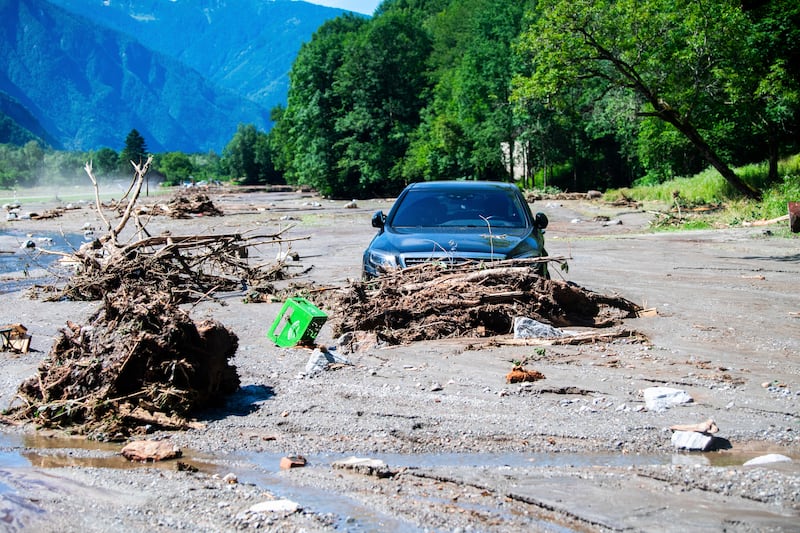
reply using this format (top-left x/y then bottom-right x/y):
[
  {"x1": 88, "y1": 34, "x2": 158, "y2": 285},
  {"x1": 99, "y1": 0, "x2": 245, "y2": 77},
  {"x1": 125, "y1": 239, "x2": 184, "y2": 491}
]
[
  {"x1": 330, "y1": 259, "x2": 641, "y2": 344},
  {"x1": 143, "y1": 191, "x2": 224, "y2": 219},
  {"x1": 7, "y1": 287, "x2": 240, "y2": 439}
]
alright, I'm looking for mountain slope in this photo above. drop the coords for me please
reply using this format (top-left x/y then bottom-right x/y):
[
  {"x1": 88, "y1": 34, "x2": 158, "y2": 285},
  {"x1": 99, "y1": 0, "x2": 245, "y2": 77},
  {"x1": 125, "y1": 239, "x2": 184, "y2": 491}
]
[
  {"x1": 46, "y1": 0, "x2": 355, "y2": 110},
  {"x1": 0, "y1": 91, "x2": 59, "y2": 147},
  {"x1": 0, "y1": 0, "x2": 270, "y2": 152}
]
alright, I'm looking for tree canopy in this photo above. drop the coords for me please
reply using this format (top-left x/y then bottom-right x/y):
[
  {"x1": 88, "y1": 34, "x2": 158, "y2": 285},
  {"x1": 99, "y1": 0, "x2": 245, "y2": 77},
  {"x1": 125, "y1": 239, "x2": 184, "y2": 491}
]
[
  {"x1": 270, "y1": 0, "x2": 799, "y2": 198},
  {"x1": 119, "y1": 129, "x2": 149, "y2": 172}
]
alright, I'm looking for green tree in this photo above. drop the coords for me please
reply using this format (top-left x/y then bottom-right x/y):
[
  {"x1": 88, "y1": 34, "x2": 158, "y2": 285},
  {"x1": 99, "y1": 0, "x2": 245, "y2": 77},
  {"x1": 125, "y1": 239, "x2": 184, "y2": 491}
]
[
  {"x1": 222, "y1": 124, "x2": 277, "y2": 185},
  {"x1": 514, "y1": 0, "x2": 763, "y2": 198},
  {"x1": 94, "y1": 147, "x2": 120, "y2": 175},
  {"x1": 159, "y1": 152, "x2": 195, "y2": 184},
  {"x1": 403, "y1": 0, "x2": 534, "y2": 184},
  {"x1": 331, "y1": 9, "x2": 432, "y2": 196},
  {"x1": 119, "y1": 129, "x2": 149, "y2": 172},
  {"x1": 273, "y1": 14, "x2": 367, "y2": 195}
]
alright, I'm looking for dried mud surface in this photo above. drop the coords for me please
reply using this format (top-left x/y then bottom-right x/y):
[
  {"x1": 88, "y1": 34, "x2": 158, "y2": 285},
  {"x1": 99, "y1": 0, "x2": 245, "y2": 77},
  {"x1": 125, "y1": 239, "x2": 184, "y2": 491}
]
[{"x1": 1, "y1": 188, "x2": 799, "y2": 532}]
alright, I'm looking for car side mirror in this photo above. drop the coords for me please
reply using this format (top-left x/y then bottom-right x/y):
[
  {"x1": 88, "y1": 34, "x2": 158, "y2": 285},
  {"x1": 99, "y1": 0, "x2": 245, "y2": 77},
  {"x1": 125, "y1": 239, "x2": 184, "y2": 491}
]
[
  {"x1": 371, "y1": 210, "x2": 386, "y2": 229},
  {"x1": 535, "y1": 212, "x2": 548, "y2": 229}
]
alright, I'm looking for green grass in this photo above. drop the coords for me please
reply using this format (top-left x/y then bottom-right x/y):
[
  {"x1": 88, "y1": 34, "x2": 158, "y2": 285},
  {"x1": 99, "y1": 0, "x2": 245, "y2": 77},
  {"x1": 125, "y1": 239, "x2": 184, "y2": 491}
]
[{"x1": 605, "y1": 154, "x2": 800, "y2": 231}]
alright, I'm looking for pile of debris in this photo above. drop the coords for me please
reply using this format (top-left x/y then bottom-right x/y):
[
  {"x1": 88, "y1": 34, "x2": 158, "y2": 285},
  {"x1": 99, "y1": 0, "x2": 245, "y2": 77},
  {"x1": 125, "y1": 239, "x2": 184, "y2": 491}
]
[
  {"x1": 51, "y1": 232, "x2": 297, "y2": 303},
  {"x1": 330, "y1": 259, "x2": 641, "y2": 344},
  {"x1": 144, "y1": 191, "x2": 224, "y2": 219},
  {"x1": 8, "y1": 287, "x2": 239, "y2": 439},
  {"x1": 7, "y1": 158, "x2": 282, "y2": 438}
]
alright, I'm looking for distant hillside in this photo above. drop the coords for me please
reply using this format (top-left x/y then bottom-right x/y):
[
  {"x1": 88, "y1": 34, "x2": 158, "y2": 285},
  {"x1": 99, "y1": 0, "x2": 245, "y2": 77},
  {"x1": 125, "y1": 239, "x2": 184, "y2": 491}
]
[
  {"x1": 0, "y1": 91, "x2": 58, "y2": 147},
  {"x1": 0, "y1": 0, "x2": 276, "y2": 152},
  {"x1": 47, "y1": 0, "x2": 354, "y2": 113}
]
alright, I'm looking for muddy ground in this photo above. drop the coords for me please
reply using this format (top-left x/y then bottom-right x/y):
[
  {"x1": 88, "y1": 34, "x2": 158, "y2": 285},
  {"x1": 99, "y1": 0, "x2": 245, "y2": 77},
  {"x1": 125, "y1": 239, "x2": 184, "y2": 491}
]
[{"x1": 0, "y1": 188, "x2": 798, "y2": 532}]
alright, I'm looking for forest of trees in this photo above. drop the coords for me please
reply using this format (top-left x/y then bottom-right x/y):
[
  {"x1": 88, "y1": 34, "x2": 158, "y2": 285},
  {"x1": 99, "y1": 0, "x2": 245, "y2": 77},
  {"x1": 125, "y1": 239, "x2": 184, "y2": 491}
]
[
  {"x1": 1, "y1": 0, "x2": 798, "y2": 199},
  {"x1": 273, "y1": 0, "x2": 799, "y2": 198}
]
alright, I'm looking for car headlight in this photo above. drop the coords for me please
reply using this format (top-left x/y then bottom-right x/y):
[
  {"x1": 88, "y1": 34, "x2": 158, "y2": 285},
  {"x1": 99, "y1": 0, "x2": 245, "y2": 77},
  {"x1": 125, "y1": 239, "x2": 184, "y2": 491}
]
[{"x1": 367, "y1": 250, "x2": 398, "y2": 271}]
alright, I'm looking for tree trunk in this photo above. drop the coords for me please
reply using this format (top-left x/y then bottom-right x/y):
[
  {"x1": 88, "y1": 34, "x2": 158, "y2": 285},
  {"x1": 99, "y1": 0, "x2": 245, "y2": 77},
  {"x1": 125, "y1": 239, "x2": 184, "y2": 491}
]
[
  {"x1": 768, "y1": 129, "x2": 779, "y2": 183},
  {"x1": 661, "y1": 110, "x2": 762, "y2": 200}
]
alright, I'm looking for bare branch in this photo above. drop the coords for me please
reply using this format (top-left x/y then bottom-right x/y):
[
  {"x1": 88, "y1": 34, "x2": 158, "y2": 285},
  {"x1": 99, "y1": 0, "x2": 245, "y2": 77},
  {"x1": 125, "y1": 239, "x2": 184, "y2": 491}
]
[{"x1": 83, "y1": 161, "x2": 112, "y2": 233}]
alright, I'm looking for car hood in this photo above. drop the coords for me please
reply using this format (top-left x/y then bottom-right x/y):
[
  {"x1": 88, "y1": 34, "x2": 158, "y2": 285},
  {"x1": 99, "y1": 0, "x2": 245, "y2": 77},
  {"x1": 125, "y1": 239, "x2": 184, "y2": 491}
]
[{"x1": 384, "y1": 226, "x2": 536, "y2": 257}]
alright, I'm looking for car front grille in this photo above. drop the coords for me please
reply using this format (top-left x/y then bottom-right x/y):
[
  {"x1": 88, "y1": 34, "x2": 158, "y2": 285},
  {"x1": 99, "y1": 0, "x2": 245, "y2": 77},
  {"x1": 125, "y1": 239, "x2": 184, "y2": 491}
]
[{"x1": 401, "y1": 254, "x2": 503, "y2": 268}]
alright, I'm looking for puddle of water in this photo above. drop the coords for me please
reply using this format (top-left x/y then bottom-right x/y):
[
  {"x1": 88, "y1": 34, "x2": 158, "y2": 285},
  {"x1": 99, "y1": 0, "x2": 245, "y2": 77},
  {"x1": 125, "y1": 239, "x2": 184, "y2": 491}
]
[
  {"x1": 240, "y1": 469, "x2": 419, "y2": 532},
  {"x1": 241, "y1": 451, "x2": 671, "y2": 532},
  {"x1": 0, "y1": 231, "x2": 85, "y2": 291},
  {"x1": 3, "y1": 431, "x2": 796, "y2": 532},
  {"x1": 0, "y1": 433, "x2": 219, "y2": 474},
  {"x1": 246, "y1": 451, "x2": 671, "y2": 472}
]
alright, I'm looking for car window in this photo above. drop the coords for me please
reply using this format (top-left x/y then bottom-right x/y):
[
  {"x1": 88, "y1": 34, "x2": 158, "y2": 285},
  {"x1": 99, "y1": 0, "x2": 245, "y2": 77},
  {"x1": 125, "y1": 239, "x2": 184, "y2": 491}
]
[{"x1": 391, "y1": 189, "x2": 527, "y2": 228}]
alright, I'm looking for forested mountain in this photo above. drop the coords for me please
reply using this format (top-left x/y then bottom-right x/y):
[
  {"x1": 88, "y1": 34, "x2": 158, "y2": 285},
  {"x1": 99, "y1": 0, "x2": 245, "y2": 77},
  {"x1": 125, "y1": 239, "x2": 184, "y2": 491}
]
[
  {"x1": 0, "y1": 0, "x2": 350, "y2": 152},
  {"x1": 47, "y1": 0, "x2": 352, "y2": 110},
  {"x1": 0, "y1": 92, "x2": 57, "y2": 147},
  {"x1": 273, "y1": 0, "x2": 800, "y2": 198}
]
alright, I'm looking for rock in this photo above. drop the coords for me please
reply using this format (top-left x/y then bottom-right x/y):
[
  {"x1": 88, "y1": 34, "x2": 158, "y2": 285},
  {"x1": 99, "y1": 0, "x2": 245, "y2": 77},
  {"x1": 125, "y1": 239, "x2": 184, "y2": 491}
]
[
  {"x1": 343, "y1": 200, "x2": 358, "y2": 209},
  {"x1": 743, "y1": 454, "x2": 792, "y2": 466},
  {"x1": 669, "y1": 418, "x2": 719, "y2": 434},
  {"x1": 121, "y1": 440, "x2": 182, "y2": 462},
  {"x1": 671, "y1": 430, "x2": 714, "y2": 451},
  {"x1": 304, "y1": 347, "x2": 351, "y2": 376},
  {"x1": 643, "y1": 387, "x2": 693, "y2": 411},
  {"x1": 513, "y1": 317, "x2": 565, "y2": 339},
  {"x1": 279, "y1": 455, "x2": 306, "y2": 469},
  {"x1": 587, "y1": 190, "x2": 603, "y2": 199},
  {"x1": 332, "y1": 456, "x2": 394, "y2": 478},
  {"x1": 249, "y1": 499, "x2": 300, "y2": 514},
  {"x1": 222, "y1": 472, "x2": 238, "y2": 484}
]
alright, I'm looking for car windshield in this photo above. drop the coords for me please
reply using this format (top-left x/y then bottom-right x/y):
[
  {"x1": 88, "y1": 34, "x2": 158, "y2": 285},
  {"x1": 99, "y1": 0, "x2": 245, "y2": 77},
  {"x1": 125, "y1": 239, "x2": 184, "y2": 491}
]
[{"x1": 391, "y1": 188, "x2": 528, "y2": 228}]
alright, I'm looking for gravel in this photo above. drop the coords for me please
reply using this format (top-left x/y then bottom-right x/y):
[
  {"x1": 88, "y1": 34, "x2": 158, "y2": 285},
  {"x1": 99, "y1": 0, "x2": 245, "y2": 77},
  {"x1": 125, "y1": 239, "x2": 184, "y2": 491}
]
[{"x1": 1, "y1": 189, "x2": 798, "y2": 531}]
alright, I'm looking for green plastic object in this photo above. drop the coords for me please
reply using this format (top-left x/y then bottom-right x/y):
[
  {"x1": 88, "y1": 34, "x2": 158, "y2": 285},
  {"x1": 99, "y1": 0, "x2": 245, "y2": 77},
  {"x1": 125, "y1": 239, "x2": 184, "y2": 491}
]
[{"x1": 267, "y1": 297, "x2": 328, "y2": 347}]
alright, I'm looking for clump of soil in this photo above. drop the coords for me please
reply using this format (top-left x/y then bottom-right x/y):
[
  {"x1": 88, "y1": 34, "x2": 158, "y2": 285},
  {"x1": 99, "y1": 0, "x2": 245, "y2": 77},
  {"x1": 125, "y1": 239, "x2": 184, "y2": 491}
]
[
  {"x1": 8, "y1": 287, "x2": 240, "y2": 440},
  {"x1": 330, "y1": 260, "x2": 641, "y2": 344}
]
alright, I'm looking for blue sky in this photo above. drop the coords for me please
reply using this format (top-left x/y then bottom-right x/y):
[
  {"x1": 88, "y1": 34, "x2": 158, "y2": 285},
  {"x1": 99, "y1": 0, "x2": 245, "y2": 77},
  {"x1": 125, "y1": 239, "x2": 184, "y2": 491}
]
[{"x1": 302, "y1": 0, "x2": 381, "y2": 15}]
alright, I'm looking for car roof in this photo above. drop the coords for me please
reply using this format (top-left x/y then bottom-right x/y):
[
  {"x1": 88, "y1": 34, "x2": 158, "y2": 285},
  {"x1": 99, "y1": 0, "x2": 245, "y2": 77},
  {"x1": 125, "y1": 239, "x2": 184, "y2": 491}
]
[{"x1": 403, "y1": 180, "x2": 520, "y2": 192}]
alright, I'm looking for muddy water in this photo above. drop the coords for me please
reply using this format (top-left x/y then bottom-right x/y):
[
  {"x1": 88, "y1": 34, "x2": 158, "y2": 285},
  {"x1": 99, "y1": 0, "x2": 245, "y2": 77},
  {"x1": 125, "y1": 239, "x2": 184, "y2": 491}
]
[{"x1": 0, "y1": 432, "x2": 795, "y2": 531}]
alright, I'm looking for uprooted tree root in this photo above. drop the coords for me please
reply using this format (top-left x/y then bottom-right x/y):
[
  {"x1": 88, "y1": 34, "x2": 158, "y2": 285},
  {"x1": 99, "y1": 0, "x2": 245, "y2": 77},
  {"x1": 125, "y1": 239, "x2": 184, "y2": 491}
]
[
  {"x1": 7, "y1": 287, "x2": 240, "y2": 439},
  {"x1": 330, "y1": 259, "x2": 641, "y2": 345}
]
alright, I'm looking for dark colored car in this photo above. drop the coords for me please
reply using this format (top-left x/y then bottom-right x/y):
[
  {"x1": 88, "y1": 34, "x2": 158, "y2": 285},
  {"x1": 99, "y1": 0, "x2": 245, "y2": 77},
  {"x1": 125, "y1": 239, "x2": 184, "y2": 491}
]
[{"x1": 362, "y1": 181, "x2": 548, "y2": 278}]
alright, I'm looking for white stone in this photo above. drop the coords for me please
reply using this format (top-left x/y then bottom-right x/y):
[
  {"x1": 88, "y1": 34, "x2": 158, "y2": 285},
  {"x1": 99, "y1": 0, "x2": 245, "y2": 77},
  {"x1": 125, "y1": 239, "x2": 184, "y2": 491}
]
[
  {"x1": 249, "y1": 500, "x2": 300, "y2": 514},
  {"x1": 643, "y1": 387, "x2": 693, "y2": 411},
  {"x1": 671, "y1": 430, "x2": 714, "y2": 451},
  {"x1": 743, "y1": 454, "x2": 792, "y2": 466}
]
